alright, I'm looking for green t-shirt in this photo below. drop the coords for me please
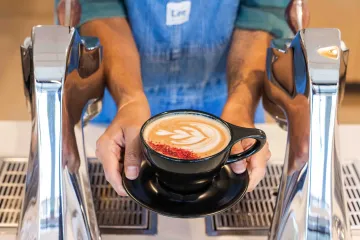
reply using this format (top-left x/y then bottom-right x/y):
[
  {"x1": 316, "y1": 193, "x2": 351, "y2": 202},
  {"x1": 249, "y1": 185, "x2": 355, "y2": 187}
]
[{"x1": 77, "y1": 0, "x2": 291, "y2": 38}]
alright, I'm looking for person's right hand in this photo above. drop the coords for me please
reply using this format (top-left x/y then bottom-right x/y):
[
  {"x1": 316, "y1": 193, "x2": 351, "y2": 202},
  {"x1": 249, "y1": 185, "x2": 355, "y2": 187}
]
[{"x1": 96, "y1": 93, "x2": 151, "y2": 196}]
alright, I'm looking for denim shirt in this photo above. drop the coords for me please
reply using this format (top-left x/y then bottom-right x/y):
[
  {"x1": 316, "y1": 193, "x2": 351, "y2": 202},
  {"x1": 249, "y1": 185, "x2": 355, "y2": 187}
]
[{"x1": 72, "y1": 0, "x2": 291, "y2": 123}]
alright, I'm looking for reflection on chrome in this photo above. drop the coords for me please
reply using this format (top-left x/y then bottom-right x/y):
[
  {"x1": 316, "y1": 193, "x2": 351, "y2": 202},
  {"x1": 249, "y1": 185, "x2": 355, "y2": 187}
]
[
  {"x1": 317, "y1": 46, "x2": 340, "y2": 60},
  {"x1": 264, "y1": 28, "x2": 351, "y2": 239},
  {"x1": 18, "y1": 25, "x2": 104, "y2": 239},
  {"x1": 285, "y1": 0, "x2": 310, "y2": 36}
]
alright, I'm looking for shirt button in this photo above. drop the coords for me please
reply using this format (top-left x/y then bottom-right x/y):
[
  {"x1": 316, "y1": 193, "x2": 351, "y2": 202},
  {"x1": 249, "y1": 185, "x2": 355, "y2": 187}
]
[{"x1": 170, "y1": 49, "x2": 181, "y2": 60}]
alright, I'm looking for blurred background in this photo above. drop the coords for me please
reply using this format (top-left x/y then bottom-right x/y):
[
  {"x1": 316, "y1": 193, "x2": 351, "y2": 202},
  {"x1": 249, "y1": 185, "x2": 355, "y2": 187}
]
[{"x1": 0, "y1": 0, "x2": 359, "y2": 123}]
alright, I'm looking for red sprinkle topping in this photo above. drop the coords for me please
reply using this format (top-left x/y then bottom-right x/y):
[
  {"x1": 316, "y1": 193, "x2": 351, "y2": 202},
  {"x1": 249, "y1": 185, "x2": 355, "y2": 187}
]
[{"x1": 148, "y1": 141, "x2": 199, "y2": 160}]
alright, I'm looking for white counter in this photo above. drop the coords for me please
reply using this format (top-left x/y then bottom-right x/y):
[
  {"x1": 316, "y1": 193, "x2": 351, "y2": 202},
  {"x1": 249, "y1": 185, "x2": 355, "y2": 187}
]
[{"x1": 0, "y1": 122, "x2": 359, "y2": 240}]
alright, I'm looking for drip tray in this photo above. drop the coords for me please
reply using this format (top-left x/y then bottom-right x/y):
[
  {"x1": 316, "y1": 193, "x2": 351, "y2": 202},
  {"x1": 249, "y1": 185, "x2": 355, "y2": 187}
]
[
  {"x1": 206, "y1": 162, "x2": 360, "y2": 236},
  {"x1": 0, "y1": 158, "x2": 157, "y2": 235}
]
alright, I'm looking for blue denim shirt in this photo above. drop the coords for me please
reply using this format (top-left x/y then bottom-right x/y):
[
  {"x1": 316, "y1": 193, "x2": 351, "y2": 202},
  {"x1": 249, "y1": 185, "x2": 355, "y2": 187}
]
[{"x1": 73, "y1": 0, "x2": 291, "y2": 123}]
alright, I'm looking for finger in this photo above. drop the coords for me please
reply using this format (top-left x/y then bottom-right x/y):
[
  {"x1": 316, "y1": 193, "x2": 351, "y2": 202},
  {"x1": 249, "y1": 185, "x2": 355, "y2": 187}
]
[
  {"x1": 247, "y1": 142, "x2": 270, "y2": 192},
  {"x1": 230, "y1": 138, "x2": 255, "y2": 174},
  {"x1": 241, "y1": 138, "x2": 256, "y2": 150},
  {"x1": 230, "y1": 160, "x2": 247, "y2": 174},
  {"x1": 229, "y1": 140, "x2": 248, "y2": 173},
  {"x1": 115, "y1": 163, "x2": 128, "y2": 196},
  {"x1": 247, "y1": 167, "x2": 266, "y2": 192},
  {"x1": 108, "y1": 161, "x2": 127, "y2": 196},
  {"x1": 124, "y1": 128, "x2": 143, "y2": 180},
  {"x1": 96, "y1": 137, "x2": 127, "y2": 196},
  {"x1": 230, "y1": 141, "x2": 244, "y2": 154}
]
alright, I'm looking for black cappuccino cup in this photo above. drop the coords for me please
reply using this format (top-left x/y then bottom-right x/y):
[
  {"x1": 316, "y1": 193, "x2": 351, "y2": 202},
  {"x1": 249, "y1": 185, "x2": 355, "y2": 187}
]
[{"x1": 140, "y1": 110, "x2": 267, "y2": 194}]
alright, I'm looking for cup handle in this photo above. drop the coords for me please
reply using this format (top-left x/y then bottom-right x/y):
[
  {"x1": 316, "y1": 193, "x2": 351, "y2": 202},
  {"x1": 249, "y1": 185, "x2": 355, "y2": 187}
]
[{"x1": 226, "y1": 123, "x2": 267, "y2": 164}]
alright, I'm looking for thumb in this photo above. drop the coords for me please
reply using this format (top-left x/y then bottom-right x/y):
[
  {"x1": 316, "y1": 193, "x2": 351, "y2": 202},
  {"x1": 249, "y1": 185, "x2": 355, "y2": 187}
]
[
  {"x1": 230, "y1": 141, "x2": 247, "y2": 174},
  {"x1": 124, "y1": 128, "x2": 143, "y2": 180}
]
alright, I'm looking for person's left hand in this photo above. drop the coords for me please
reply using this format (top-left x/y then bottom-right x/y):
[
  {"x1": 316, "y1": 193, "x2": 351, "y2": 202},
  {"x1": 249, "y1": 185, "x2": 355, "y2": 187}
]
[
  {"x1": 221, "y1": 108, "x2": 271, "y2": 192},
  {"x1": 229, "y1": 137, "x2": 270, "y2": 192}
]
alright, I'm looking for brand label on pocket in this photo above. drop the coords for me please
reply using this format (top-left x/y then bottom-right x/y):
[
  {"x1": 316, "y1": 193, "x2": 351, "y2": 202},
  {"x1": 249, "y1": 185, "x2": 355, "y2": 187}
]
[{"x1": 166, "y1": 1, "x2": 191, "y2": 26}]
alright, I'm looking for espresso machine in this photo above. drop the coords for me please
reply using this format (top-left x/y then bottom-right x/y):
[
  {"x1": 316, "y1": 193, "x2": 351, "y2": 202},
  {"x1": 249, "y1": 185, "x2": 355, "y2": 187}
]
[
  {"x1": 11, "y1": 25, "x2": 356, "y2": 240},
  {"x1": 264, "y1": 28, "x2": 351, "y2": 239},
  {"x1": 0, "y1": 0, "x2": 357, "y2": 239},
  {"x1": 18, "y1": 25, "x2": 104, "y2": 239},
  {"x1": 263, "y1": 1, "x2": 352, "y2": 239}
]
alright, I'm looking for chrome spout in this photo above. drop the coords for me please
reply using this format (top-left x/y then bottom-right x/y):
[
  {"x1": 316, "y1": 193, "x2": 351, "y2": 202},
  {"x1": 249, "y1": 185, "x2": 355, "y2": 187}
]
[
  {"x1": 18, "y1": 25, "x2": 104, "y2": 240},
  {"x1": 264, "y1": 28, "x2": 351, "y2": 239}
]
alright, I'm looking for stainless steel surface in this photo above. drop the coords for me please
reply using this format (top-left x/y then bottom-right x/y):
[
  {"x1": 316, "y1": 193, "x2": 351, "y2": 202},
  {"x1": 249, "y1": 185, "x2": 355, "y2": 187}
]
[
  {"x1": 88, "y1": 159, "x2": 157, "y2": 235},
  {"x1": 0, "y1": 158, "x2": 157, "y2": 235},
  {"x1": 0, "y1": 158, "x2": 26, "y2": 236},
  {"x1": 264, "y1": 28, "x2": 351, "y2": 239},
  {"x1": 19, "y1": 25, "x2": 105, "y2": 240},
  {"x1": 206, "y1": 162, "x2": 360, "y2": 236}
]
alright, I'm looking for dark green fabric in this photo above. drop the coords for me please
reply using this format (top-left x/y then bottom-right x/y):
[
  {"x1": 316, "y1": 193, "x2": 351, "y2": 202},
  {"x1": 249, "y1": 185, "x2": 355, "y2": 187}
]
[
  {"x1": 77, "y1": 0, "x2": 291, "y2": 38},
  {"x1": 235, "y1": 0, "x2": 292, "y2": 38},
  {"x1": 79, "y1": 0, "x2": 126, "y2": 26}
]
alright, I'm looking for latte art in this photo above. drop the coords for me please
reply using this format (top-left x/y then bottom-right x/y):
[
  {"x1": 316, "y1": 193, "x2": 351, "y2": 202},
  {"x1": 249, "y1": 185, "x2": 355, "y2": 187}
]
[
  {"x1": 144, "y1": 114, "x2": 231, "y2": 159},
  {"x1": 155, "y1": 123, "x2": 222, "y2": 153}
]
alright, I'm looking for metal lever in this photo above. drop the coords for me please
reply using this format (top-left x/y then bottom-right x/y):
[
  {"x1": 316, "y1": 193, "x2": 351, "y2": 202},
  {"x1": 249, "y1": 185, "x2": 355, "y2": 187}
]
[
  {"x1": 265, "y1": 28, "x2": 351, "y2": 240},
  {"x1": 18, "y1": 25, "x2": 104, "y2": 240}
]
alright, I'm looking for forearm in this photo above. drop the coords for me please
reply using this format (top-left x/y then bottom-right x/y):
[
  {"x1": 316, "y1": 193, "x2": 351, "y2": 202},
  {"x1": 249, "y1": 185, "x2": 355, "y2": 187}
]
[
  {"x1": 80, "y1": 17, "x2": 145, "y2": 107},
  {"x1": 225, "y1": 29, "x2": 272, "y2": 124}
]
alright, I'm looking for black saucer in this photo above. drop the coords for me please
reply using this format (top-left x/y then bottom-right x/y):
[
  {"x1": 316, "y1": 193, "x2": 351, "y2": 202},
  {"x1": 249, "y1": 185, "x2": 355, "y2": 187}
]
[{"x1": 122, "y1": 161, "x2": 249, "y2": 218}]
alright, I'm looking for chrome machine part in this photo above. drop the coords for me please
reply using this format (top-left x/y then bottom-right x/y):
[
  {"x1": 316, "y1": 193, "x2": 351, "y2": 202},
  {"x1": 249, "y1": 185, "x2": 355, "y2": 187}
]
[
  {"x1": 19, "y1": 25, "x2": 104, "y2": 240},
  {"x1": 0, "y1": 158, "x2": 157, "y2": 235},
  {"x1": 264, "y1": 28, "x2": 351, "y2": 240},
  {"x1": 206, "y1": 162, "x2": 360, "y2": 236}
]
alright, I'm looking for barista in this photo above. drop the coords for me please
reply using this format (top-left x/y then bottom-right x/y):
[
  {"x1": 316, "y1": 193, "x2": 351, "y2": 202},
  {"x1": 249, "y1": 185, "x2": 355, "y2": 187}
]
[{"x1": 57, "y1": 0, "x2": 291, "y2": 196}]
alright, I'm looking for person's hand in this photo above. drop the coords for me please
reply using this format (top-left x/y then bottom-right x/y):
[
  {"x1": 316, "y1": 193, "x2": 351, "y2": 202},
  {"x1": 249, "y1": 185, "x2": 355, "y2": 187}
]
[
  {"x1": 221, "y1": 108, "x2": 271, "y2": 192},
  {"x1": 96, "y1": 94, "x2": 150, "y2": 196},
  {"x1": 229, "y1": 136, "x2": 270, "y2": 192}
]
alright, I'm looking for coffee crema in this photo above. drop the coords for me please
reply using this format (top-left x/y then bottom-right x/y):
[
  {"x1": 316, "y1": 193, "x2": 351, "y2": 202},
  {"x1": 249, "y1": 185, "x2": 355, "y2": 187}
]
[{"x1": 143, "y1": 114, "x2": 231, "y2": 159}]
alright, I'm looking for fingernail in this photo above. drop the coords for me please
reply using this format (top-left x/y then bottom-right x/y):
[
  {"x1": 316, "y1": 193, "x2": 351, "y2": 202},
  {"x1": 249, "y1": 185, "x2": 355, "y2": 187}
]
[
  {"x1": 231, "y1": 162, "x2": 247, "y2": 174},
  {"x1": 246, "y1": 187, "x2": 254, "y2": 193},
  {"x1": 126, "y1": 166, "x2": 139, "y2": 180},
  {"x1": 116, "y1": 185, "x2": 127, "y2": 196},
  {"x1": 118, "y1": 187, "x2": 128, "y2": 196}
]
